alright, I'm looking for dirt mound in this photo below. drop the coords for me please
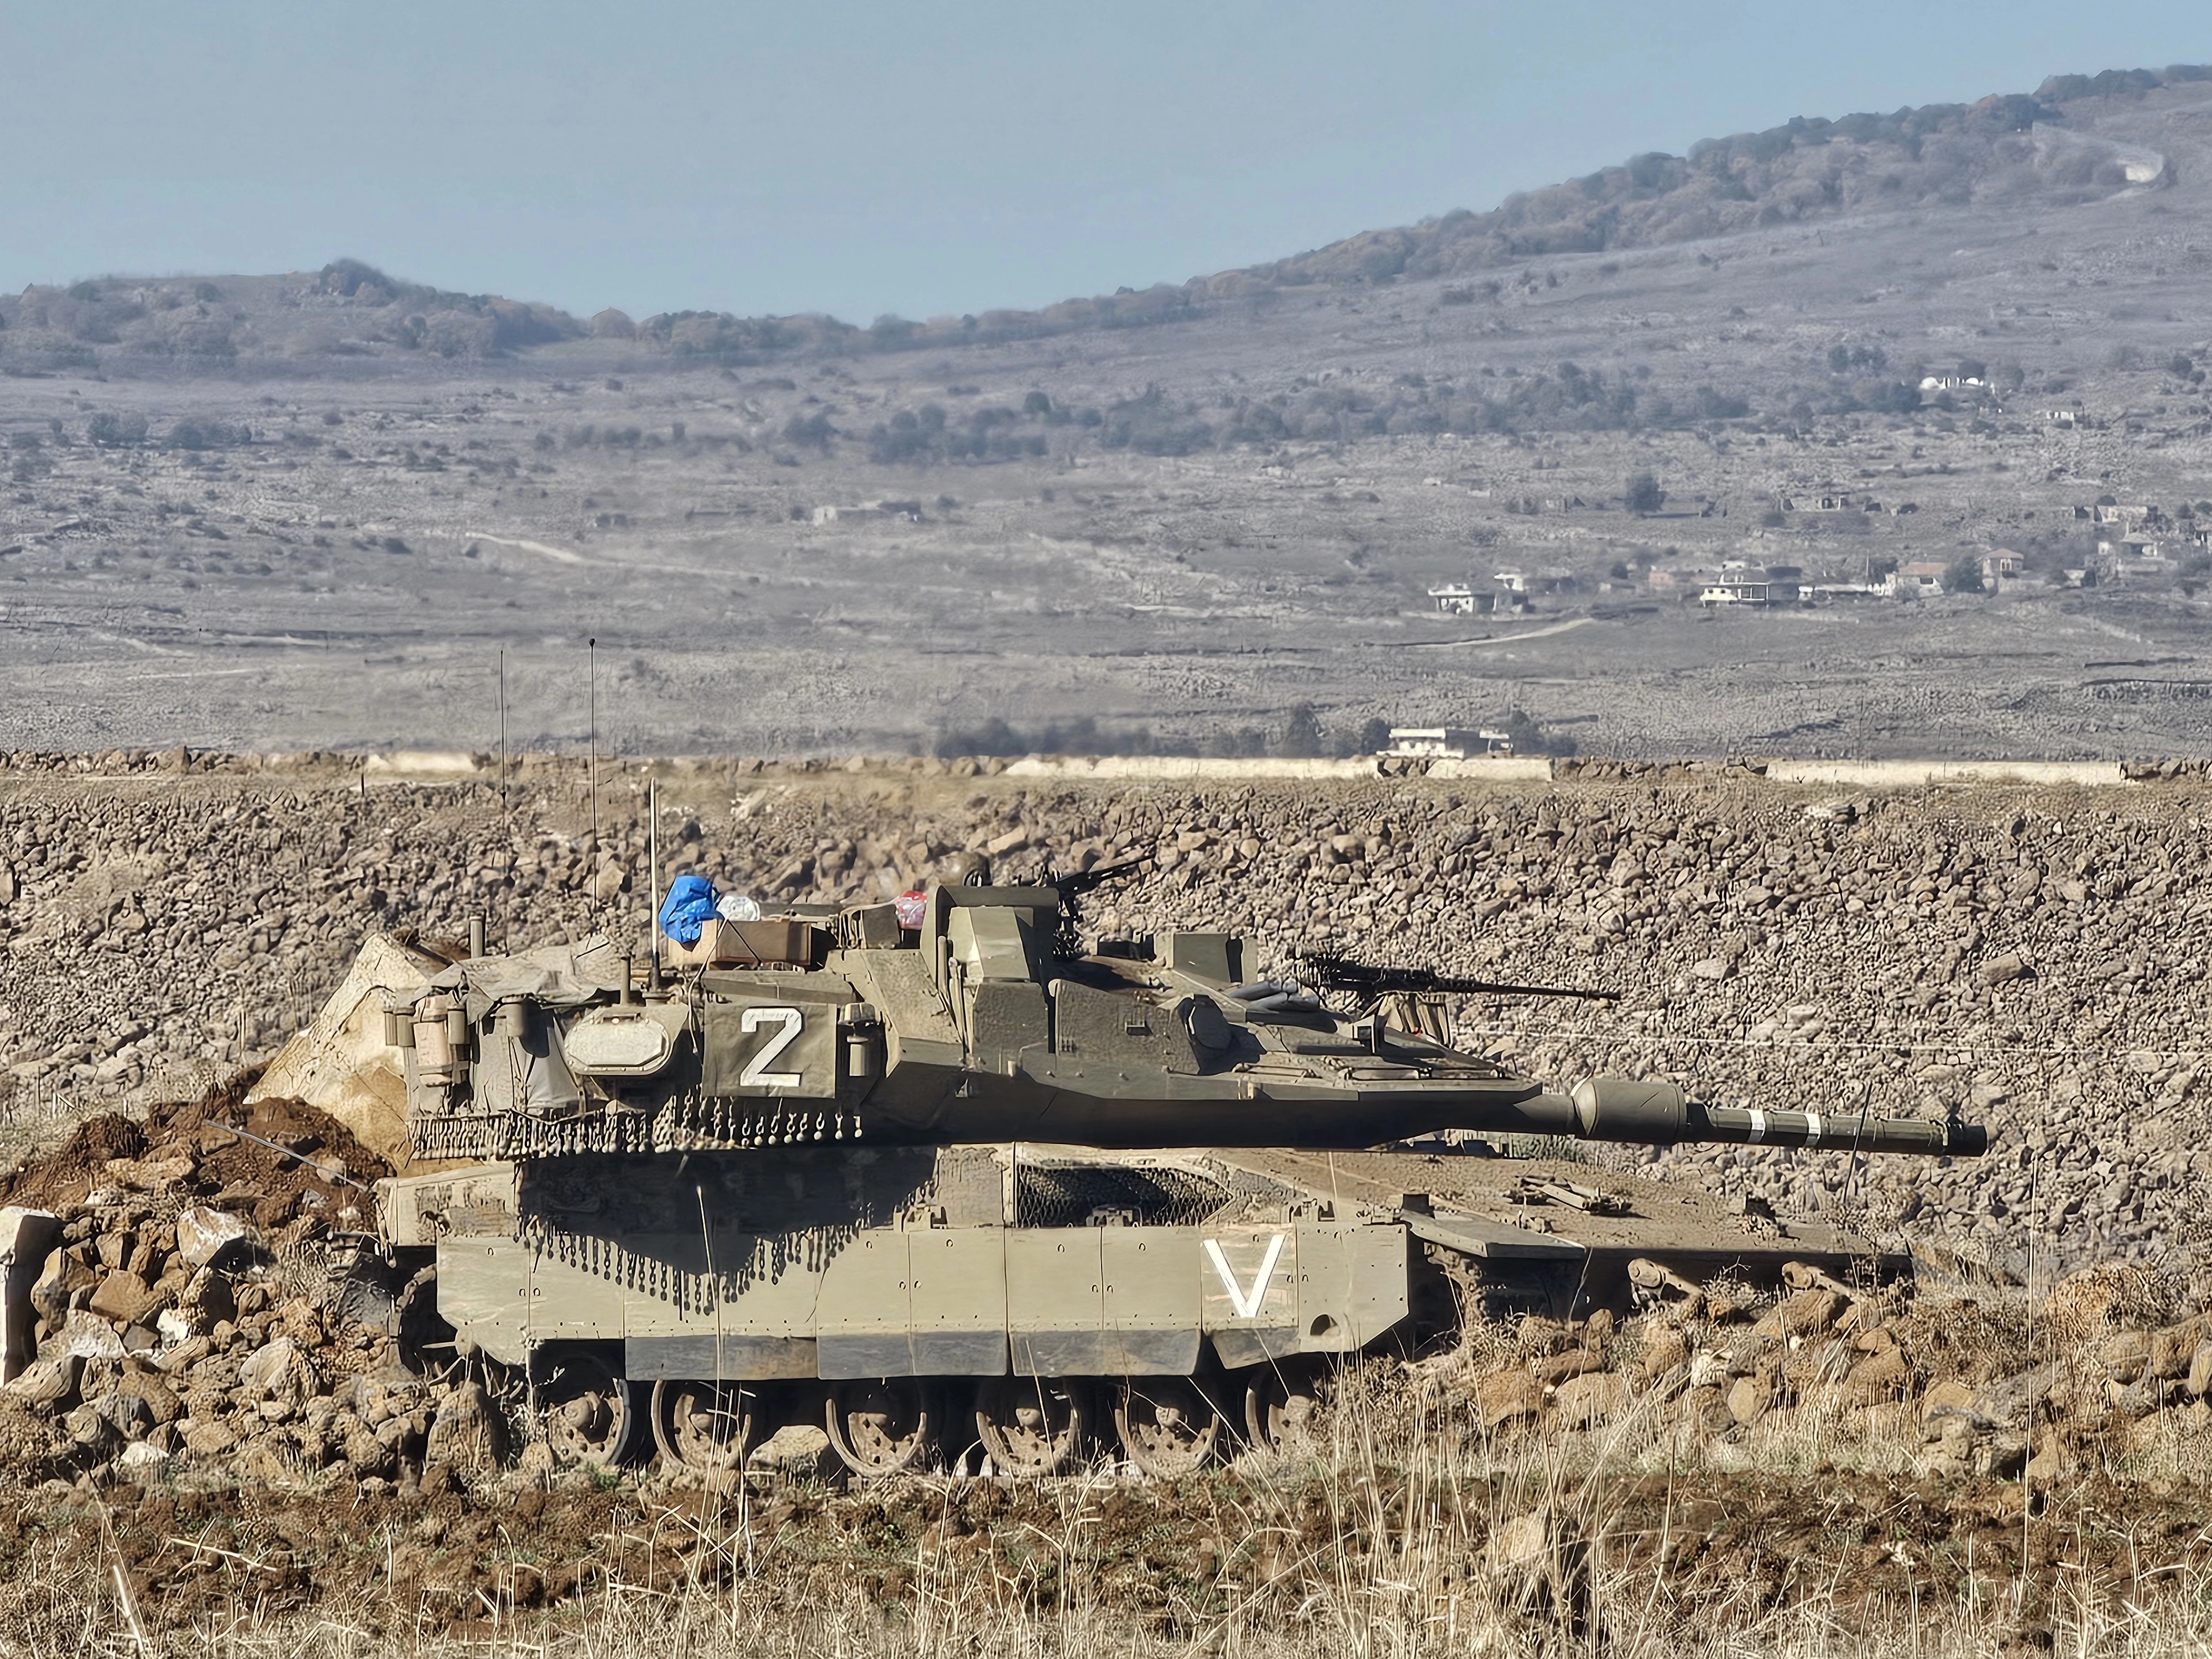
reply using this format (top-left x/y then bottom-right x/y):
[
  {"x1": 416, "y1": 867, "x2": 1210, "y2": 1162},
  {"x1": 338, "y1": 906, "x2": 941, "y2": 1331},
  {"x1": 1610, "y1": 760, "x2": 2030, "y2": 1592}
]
[{"x1": 0, "y1": 1069, "x2": 392, "y2": 1228}]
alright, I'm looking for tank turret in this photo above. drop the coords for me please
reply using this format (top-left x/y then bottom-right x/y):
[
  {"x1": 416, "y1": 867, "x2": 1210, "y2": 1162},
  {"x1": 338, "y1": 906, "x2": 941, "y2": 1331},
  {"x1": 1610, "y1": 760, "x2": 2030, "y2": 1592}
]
[{"x1": 381, "y1": 878, "x2": 1985, "y2": 1163}]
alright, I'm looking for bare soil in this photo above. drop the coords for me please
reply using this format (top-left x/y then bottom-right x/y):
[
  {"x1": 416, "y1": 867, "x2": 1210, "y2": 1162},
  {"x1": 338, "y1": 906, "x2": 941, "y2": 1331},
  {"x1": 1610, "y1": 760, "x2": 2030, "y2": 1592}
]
[
  {"x1": 0, "y1": 1071, "x2": 388, "y2": 1228},
  {"x1": 0, "y1": 1465, "x2": 2200, "y2": 1645}
]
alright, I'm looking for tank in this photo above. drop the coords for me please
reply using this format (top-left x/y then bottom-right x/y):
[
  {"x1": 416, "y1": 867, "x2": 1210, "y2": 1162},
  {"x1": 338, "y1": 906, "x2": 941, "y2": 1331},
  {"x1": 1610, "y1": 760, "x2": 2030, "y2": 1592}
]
[{"x1": 363, "y1": 867, "x2": 1987, "y2": 1477}]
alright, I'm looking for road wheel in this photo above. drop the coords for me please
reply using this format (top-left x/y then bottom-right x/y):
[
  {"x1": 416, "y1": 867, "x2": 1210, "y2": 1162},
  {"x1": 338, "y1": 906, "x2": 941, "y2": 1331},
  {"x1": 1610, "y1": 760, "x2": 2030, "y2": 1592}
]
[
  {"x1": 826, "y1": 1379, "x2": 935, "y2": 1477},
  {"x1": 1243, "y1": 1363, "x2": 1325, "y2": 1457},
  {"x1": 1113, "y1": 1376, "x2": 1218, "y2": 1478},
  {"x1": 540, "y1": 1350, "x2": 640, "y2": 1465},
  {"x1": 973, "y1": 1376, "x2": 1086, "y2": 1475},
  {"x1": 651, "y1": 1379, "x2": 760, "y2": 1473}
]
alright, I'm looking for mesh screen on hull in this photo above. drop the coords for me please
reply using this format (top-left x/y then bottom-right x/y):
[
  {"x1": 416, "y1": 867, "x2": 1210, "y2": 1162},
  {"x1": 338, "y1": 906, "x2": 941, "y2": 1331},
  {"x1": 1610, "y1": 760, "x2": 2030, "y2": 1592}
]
[{"x1": 1013, "y1": 1162, "x2": 1240, "y2": 1229}]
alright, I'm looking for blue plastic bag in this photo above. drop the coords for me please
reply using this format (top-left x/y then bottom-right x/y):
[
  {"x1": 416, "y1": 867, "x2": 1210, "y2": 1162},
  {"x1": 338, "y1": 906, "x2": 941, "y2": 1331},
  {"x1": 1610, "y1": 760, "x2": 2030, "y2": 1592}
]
[{"x1": 657, "y1": 874, "x2": 721, "y2": 946}]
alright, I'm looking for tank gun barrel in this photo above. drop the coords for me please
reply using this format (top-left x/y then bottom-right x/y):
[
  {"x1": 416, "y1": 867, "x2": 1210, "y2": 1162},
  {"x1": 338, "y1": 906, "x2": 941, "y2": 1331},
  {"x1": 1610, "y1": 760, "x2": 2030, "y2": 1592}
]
[
  {"x1": 1545, "y1": 1078, "x2": 1987, "y2": 1157},
  {"x1": 856, "y1": 1075, "x2": 1985, "y2": 1157},
  {"x1": 1290, "y1": 951, "x2": 1619, "y2": 1003}
]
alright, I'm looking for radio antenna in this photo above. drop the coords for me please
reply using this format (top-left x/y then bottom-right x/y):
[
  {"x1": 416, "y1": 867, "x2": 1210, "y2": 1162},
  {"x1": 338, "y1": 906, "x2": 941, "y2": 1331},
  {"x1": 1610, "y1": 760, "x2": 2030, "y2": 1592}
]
[
  {"x1": 497, "y1": 648, "x2": 508, "y2": 820},
  {"x1": 498, "y1": 646, "x2": 513, "y2": 951},
  {"x1": 587, "y1": 637, "x2": 599, "y2": 867}
]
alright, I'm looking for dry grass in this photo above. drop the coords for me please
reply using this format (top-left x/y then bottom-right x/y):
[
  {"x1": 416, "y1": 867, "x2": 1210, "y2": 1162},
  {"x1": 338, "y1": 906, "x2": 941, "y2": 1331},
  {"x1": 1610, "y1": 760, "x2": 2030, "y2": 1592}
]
[
  {"x1": 3, "y1": 1486, "x2": 2206, "y2": 1659},
  {"x1": 2, "y1": 1359, "x2": 2205, "y2": 1659}
]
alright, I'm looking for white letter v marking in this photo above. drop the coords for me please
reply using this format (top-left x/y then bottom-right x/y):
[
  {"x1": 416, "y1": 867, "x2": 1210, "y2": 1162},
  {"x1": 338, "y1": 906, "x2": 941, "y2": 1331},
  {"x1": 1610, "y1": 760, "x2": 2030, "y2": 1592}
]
[{"x1": 1203, "y1": 1234, "x2": 1286, "y2": 1319}]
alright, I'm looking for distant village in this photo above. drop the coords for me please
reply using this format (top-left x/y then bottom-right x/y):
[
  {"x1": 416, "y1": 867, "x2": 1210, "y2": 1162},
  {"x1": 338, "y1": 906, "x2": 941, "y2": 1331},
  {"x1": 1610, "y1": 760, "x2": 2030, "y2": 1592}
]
[{"x1": 1426, "y1": 481, "x2": 2212, "y2": 618}]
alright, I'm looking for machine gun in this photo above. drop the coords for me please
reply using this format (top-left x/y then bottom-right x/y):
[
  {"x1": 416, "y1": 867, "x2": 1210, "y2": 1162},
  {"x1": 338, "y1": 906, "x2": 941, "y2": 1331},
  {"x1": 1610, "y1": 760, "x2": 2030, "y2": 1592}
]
[
  {"x1": 1045, "y1": 854, "x2": 1153, "y2": 954},
  {"x1": 1290, "y1": 949, "x2": 1620, "y2": 1012}
]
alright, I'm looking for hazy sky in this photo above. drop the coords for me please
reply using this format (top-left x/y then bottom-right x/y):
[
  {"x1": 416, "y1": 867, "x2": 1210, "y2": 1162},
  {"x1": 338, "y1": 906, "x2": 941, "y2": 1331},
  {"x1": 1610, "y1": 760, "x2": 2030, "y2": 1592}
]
[{"x1": 1, "y1": 2, "x2": 2203, "y2": 324}]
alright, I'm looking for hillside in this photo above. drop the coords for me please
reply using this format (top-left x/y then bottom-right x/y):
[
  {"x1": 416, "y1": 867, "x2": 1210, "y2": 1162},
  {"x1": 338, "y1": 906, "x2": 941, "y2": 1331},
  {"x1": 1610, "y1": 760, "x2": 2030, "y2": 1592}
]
[
  {"x1": 0, "y1": 65, "x2": 2202, "y2": 374},
  {"x1": 6, "y1": 65, "x2": 2212, "y2": 760}
]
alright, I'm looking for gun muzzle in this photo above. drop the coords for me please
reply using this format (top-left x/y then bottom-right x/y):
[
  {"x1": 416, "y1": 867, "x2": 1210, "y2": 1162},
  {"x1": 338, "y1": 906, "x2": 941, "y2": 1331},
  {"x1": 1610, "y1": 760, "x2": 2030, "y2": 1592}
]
[{"x1": 1563, "y1": 1078, "x2": 1987, "y2": 1157}]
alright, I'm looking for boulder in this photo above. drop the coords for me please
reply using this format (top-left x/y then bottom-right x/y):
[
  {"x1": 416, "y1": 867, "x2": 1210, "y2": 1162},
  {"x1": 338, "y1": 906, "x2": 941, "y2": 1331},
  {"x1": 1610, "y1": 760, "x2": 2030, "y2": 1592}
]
[
  {"x1": 2187, "y1": 1340, "x2": 2212, "y2": 1400},
  {"x1": 175, "y1": 1207, "x2": 255, "y2": 1271},
  {"x1": 30, "y1": 1249, "x2": 96, "y2": 1334},
  {"x1": 1920, "y1": 1379, "x2": 1979, "y2": 1423},
  {"x1": 341, "y1": 1423, "x2": 398, "y2": 1478},
  {"x1": 61, "y1": 1310, "x2": 125, "y2": 1360},
  {"x1": 61, "y1": 1402, "x2": 112, "y2": 1449},
  {"x1": 749, "y1": 1422, "x2": 836, "y2": 1479},
  {"x1": 238, "y1": 1336, "x2": 317, "y2": 1407},
  {"x1": 180, "y1": 1418, "x2": 238, "y2": 1459},
  {"x1": 1839, "y1": 1347, "x2": 1911, "y2": 1407},
  {"x1": 425, "y1": 1381, "x2": 506, "y2": 1474},
  {"x1": 1552, "y1": 1370, "x2": 1634, "y2": 1428},
  {"x1": 114, "y1": 1371, "x2": 180, "y2": 1427},
  {"x1": 1725, "y1": 1376, "x2": 1771, "y2": 1426},
  {"x1": 116, "y1": 1439, "x2": 171, "y2": 1481},
  {"x1": 89, "y1": 1390, "x2": 151, "y2": 1439},
  {"x1": 244, "y1": 930, "x2": 446, "y2": 1168},
  {"x1": 174, "y1": 1267, "x2": 237, "y2": 1334},
  {"x1": 86, "y1": 1271, "x2": 161, "y2": 1328},
  {"x1": 1752, "y1": 1288, "x2": 1845, "y2": 1342},
  {"x1": 2, "y1": 1354, "x2": 80, "y2": 1412},
  {"x1": 1474, "y1": 1368, "x2": 1547, "y2": 1432}
]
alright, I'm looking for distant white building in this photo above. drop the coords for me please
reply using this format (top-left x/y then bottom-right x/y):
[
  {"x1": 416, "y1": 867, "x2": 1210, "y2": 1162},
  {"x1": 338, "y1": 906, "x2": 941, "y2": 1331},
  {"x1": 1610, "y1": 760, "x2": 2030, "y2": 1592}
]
[
  {"x1": 1778, "y1": 488, "x2": 1855, "y2": 513},
  {"x1": 1698, "y1": 566, "x2": 1804, "y2": 608},
  {"x1": 1383, "y1": 727, "x2": 1515, "y2": 759},
  {"x1": 2099, "y1": 537, "x2": 2164, "y2": 560},
  {"x1": 1427, "y1": 582, "x2": 1487, "y2": 615},
  {"x1": 1880, "y1": 561, "x2": 1949, "y2": 598}
]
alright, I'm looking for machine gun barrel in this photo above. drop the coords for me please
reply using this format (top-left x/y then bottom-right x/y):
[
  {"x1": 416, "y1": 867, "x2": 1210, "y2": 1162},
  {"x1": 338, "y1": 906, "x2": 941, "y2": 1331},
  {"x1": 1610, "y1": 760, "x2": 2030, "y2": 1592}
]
[
  {"x1": 1049, "y1": 853, "x2": 1151, "y2": 902},
  {"x1": 1048, "y1": 854, "x2": 1152, "y2": 953}
]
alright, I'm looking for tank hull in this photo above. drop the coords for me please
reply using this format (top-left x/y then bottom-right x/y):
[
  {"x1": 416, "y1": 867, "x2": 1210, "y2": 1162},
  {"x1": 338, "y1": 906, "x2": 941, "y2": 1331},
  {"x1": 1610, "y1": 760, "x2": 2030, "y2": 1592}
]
[{"x1": 380, "y1": 1141, "x2": 1908, "y2": 1473}]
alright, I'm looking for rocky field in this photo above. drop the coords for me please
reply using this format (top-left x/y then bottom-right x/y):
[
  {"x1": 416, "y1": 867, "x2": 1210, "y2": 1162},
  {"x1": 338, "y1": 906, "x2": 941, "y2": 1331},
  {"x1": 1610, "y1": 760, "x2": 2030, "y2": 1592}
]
[
  {"x1": 3, "y1": 752, "x2": 2208, "y2": 1277},
  {"x1": 3, "y1": 754, "x2": 2212, "y2": 1650}
]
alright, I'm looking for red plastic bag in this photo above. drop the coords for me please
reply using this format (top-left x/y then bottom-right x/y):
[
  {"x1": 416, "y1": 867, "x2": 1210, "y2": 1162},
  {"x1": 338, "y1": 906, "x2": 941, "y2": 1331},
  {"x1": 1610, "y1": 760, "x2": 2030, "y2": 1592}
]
[{"x1": 894, "y1": 890, "x2": 928, "y2": 930}]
